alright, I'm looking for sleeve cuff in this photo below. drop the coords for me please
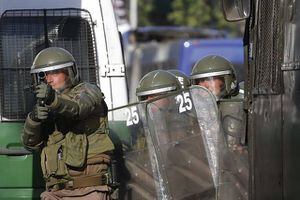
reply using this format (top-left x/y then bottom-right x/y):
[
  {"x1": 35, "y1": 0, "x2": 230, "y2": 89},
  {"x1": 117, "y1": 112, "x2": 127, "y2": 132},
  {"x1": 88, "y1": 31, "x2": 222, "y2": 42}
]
[{"x1": 27, "y1": 114, "x2": 42, "y2": 126}]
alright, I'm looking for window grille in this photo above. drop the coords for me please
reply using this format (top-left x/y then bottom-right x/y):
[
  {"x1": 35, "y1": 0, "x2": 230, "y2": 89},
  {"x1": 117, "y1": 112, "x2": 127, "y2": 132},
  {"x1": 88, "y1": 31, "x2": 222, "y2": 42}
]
[{"x1": 0, "y1": 9, "x2": 98, "y2": 120}]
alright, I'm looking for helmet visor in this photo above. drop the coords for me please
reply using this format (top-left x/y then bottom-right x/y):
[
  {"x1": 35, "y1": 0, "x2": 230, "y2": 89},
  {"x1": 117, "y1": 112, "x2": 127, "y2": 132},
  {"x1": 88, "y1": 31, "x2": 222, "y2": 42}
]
[
  {"x1": 194, "y1": 76, "x2": 226, "y2": 99},
  {"x1": 139, "y1": 92, "x2": 166, "y2": 101},
  {"x1": 30, "y1": 61, "x2": 74, "y2": 74},
  {"x1": 136, "y1": 86, "x2": 177, "y2": 98}
]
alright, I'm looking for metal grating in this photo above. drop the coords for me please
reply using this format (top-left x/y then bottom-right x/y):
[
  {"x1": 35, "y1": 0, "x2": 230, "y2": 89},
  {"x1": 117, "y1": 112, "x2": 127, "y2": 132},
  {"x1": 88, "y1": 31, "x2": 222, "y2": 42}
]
[
  {"x1": 0, "y1": 9, "x2": 98, "y2": 120},
  {"x1": 254, "y1": 0, "x2": 283, "y2": 94}
]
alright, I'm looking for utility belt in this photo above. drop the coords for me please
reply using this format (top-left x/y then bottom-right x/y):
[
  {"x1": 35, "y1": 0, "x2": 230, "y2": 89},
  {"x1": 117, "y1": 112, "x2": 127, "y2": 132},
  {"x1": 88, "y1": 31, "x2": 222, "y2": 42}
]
[{"x1": 47, "y1": 172, "x2": 111, "y2": 190}]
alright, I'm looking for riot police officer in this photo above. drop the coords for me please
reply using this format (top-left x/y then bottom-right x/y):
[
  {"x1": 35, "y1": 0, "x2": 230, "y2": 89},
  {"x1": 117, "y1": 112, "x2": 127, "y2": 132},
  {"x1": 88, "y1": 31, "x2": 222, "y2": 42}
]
[
  {"x1": 136, "y1": 69, "x2": 188, "y2": 144},
  {"x1": 136, "y1": 69, "x2": 182, "y2": 140},
  {"x1": 190, "y1": 55, "x2": 238, "y2": 100},
  {"x1": 190, "y1": 55, "x2": 246, "y2": 144},
  {"x1": 135, "y1": 70, "x2": 212, "y2": 199},
  {"x1": 22, "y1": 47, "x2": 115, "y2": 199},
  {"x1": 136, "y1": 69, "x2": 182, "y2": 101},
  {"x1": 191, "y1": 55, "x2": 248, "y2": 199}
]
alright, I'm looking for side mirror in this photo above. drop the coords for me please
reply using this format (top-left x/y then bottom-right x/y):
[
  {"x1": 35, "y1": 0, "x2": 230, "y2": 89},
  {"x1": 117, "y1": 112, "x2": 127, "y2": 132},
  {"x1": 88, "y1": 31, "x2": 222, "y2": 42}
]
[{"x1": 222, "y1": 0, "x2": 250, "y2": 21}]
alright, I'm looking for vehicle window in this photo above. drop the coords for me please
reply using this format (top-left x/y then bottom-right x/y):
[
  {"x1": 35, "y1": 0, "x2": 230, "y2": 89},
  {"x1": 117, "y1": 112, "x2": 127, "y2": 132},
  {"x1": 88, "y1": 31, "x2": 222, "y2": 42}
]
[
  {"x1": 284, "y1": 0, "x2": 300, "y2": 66},
  {"x1": 0, "y1": 9, "x2": 98, "y2": 120}
]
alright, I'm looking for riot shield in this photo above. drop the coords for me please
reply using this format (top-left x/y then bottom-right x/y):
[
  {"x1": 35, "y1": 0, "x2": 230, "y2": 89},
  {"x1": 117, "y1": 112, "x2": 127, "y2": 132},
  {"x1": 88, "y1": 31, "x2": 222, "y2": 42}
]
[
  {"x1": 109, "y1": 86, "x2": 248, "y2": 200},
  {"x1": 108, "y1": 103, "x2": 158, "y2": 200},
  {"x1": 190, "y1": 86, "x2": 248, "y2": 200},
  {"x1": 145, "y1": 86, "x2": 248, "y2": 200},
  {"x1": 145, "y1": 86, "x2": 219, "y2": 199}
]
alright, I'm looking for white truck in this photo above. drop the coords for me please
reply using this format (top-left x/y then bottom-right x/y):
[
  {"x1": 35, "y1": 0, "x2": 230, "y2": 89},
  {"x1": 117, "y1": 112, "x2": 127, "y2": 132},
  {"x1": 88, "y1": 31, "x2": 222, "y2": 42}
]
[{"x1": 0, "y1": 0, "x2": 127, "y2": 199}]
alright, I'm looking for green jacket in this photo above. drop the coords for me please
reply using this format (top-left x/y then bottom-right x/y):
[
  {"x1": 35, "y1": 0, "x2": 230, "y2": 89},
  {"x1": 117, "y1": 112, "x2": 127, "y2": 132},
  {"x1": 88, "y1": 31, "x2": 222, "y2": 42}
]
[{"x1": 22, "y1": 82, "x2": 114, "y2": 161}]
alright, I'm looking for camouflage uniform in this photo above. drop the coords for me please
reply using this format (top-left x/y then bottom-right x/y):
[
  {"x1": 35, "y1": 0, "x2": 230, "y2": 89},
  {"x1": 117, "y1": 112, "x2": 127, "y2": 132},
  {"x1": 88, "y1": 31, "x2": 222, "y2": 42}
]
[{"x1": 22, "y1": 47, "x2": 115, "y2": 200}]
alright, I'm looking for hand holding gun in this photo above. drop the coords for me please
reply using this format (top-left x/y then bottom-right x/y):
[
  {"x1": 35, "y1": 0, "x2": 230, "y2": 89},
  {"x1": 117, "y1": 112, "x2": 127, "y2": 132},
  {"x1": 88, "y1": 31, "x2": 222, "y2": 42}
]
[
  {"x1": 29, "y1": 73, "x2": 55, "y2": 122},
  {"x1": 35, "y1": 82, "x2": 55, "y2": 106}
]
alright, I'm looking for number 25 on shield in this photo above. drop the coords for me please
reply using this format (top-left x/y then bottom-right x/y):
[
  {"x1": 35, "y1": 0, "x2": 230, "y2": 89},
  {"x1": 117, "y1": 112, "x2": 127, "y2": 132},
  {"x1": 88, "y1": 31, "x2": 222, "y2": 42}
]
[
  {"x1": 125, "y1": 106, "x2": 140, "y2": 126},
  {"x1": 175, "y1": 92, "x2": 193, "y2": 113}
]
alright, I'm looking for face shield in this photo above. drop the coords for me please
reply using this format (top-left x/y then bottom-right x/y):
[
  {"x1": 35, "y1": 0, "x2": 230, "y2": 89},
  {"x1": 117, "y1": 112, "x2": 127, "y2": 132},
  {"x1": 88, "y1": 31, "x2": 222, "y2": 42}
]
[
  {"x1": 137, "y1": 85, "x2": 177, "y2": 102},
  {"x1": 31, "y1": 61, "x2": 78, "y2": 90},
  {"x1": 194, "y1": 76, "x2": 226, "y2": 100}
]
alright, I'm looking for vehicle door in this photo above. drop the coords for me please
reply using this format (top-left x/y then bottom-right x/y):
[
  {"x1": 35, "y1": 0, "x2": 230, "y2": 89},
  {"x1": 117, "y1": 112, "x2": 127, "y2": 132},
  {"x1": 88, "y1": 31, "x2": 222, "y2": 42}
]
[{"x1": 0, "y1": 8, "x2": 99, "y2": 199}]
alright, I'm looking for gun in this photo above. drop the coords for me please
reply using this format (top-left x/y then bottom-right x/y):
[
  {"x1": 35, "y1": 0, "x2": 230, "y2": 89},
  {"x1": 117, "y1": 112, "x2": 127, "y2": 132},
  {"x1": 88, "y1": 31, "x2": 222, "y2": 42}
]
[
  {"x1": 35, "y1": 72, "x2": 47, "y2": 106},
  {"x1": 24, "y1": 71, "x2": 47, "y2": 106}
]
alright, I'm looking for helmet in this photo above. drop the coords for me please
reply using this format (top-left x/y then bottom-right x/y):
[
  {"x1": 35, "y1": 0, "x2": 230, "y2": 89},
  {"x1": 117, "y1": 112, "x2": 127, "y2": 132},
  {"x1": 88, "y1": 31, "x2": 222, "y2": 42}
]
[
  {"x1": 136, "y1": 70, "x2": 181, "y2": 101},
  {"x1": 190, "y1": 55, "x2": 237, "y2": 98},
  {"x1": 31, "y1": 47, "x2": 79, "y2": 86},
  {"x1": 168, "y1": 69, "x2": 191, "y2": 89}
]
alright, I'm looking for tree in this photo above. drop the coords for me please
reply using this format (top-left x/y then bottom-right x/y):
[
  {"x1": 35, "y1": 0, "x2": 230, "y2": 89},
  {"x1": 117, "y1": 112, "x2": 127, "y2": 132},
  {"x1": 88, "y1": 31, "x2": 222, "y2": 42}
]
[
  {"x1": 137, "y1": 0, "x2": 154, "y2": 26},
  {"x1": 168, "y1": 0, "x2": 211, "y2": 27},
  {"x1": 138, "y1": 0, "x2": 172, "y2": 26},
  {"x1": 137, "y1": 0, "x2": 243, "y2": 36}
]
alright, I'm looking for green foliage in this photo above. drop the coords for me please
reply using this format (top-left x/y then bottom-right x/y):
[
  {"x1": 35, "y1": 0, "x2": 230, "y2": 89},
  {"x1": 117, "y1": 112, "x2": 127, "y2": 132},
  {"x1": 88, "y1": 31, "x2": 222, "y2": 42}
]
[
  {"x1": 137, "y1": 0, "x2": 243, "y2": 35},
  {"x1": 138, "y1": 0, "x2": 154, "y2": 26},
  {"x1": 138, "y1": 0, "x2": 172, "y2": 26},
  {"x1": 168, "y1": 0, "x2": 211, "y2": 27},
  {"x1": 210, "y1": 1, "x2": 243, "y2": 36}
]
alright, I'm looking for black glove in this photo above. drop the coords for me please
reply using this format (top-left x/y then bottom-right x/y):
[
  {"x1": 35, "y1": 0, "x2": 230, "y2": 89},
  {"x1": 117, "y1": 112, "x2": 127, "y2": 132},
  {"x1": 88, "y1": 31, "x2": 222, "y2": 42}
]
[
  {"x1": 30, "y1": 104, "x2": 50, "y2": 122},
  {"x1": 36, "y1": 82, "x2": 55, "y2": 105}
]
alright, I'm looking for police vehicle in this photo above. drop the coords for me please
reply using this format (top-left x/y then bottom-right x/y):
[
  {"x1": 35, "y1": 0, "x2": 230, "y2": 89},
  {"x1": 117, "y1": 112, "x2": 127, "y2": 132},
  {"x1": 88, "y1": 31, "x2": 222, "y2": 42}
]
[
  {"x1": 0, "y1": 0, "x2": 127, "y2": 199},
  {"x1": 223, "y1": 0, "x2": 300, "y2": 199}
]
